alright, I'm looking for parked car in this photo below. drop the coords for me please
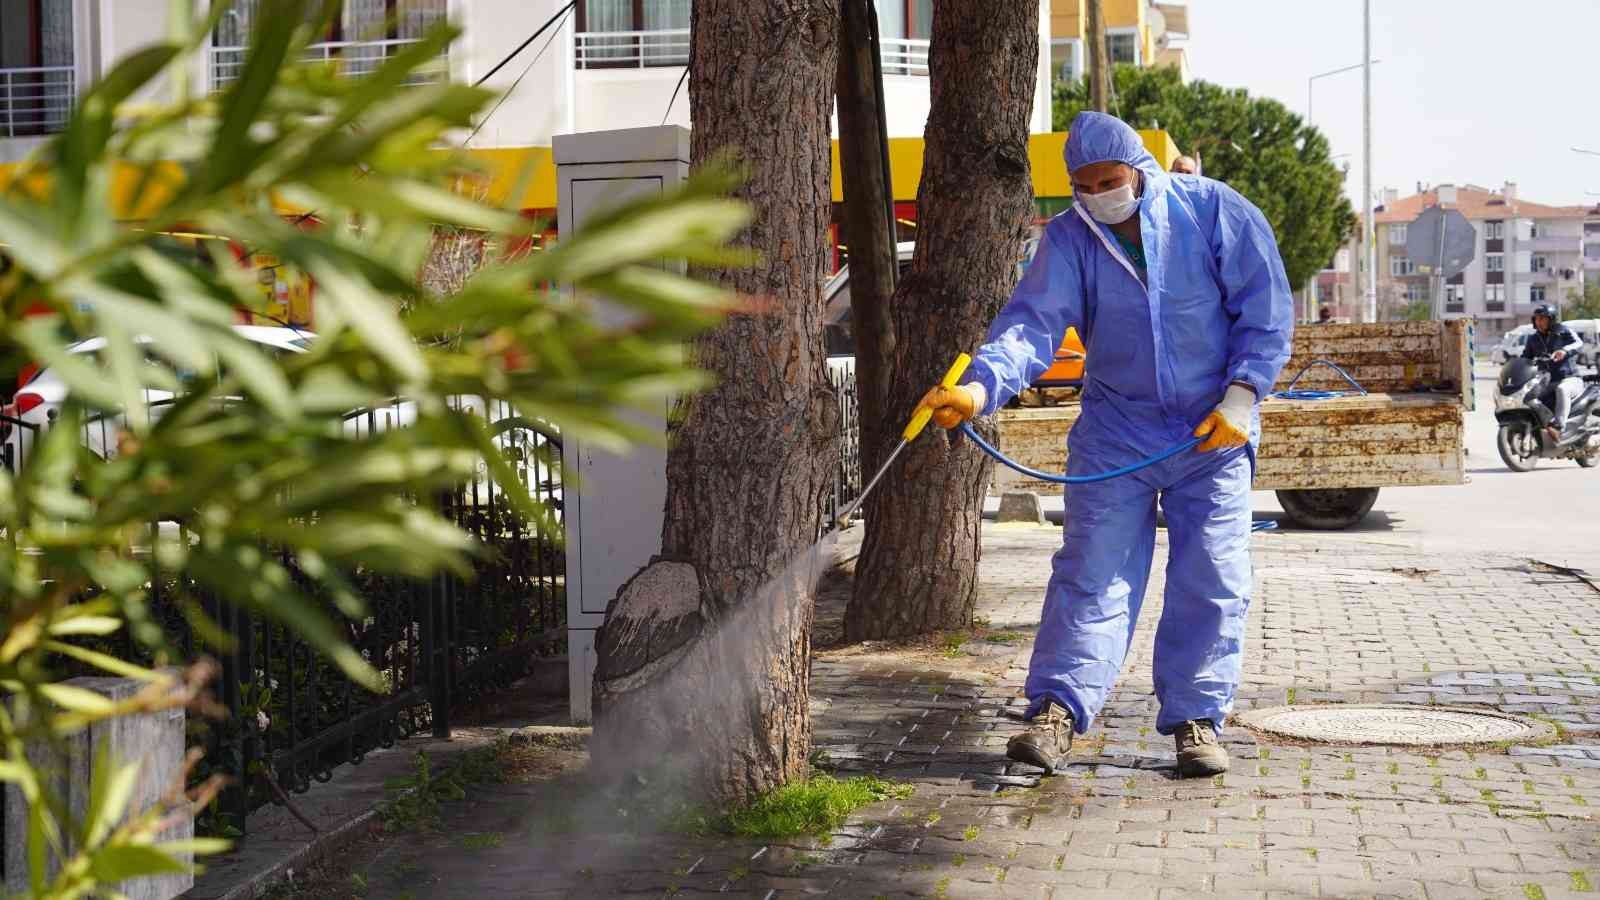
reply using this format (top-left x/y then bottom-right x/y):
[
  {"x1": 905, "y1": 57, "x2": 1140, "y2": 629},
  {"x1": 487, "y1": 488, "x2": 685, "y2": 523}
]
[
  {"x1": 0, "y1": 327, "x2": 557, "y2": 506},
  {"x1": 0, "y1": 325, "x2": 314, "y2": 469},
  {"x1": 1491, "y1": 325, "x2": 1533, "y2": 365}
]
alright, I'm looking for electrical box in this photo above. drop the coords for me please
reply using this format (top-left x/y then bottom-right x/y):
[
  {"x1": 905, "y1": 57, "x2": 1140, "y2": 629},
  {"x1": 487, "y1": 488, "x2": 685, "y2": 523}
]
[{"x1": 556, "y1": 125, "x2": 691, "y2": 723}]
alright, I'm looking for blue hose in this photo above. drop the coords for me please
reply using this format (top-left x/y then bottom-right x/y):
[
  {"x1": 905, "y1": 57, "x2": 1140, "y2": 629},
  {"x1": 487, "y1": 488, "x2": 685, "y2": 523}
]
[
  {"x1": 957, "y1": 359, "x2": 1367, "y2": 486},
  {"x1": 958, "y1": 421, "x2": 1199, "y2": 484}
]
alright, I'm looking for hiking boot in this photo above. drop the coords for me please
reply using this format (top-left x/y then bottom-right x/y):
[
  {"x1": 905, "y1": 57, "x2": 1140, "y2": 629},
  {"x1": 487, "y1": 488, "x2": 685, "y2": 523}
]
[
  {"x1": 1174, "y1": 719, "x2": 1228, "y2": 778},
  {"x1": 1006, "y1": 700, "x2": 1073, "y2": 774}
]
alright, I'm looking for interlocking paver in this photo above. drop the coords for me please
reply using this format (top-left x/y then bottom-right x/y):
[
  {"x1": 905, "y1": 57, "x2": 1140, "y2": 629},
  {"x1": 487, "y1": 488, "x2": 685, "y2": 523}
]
[{"x1": 324, "y1": 524, "x2": 1600, "y2": 898}]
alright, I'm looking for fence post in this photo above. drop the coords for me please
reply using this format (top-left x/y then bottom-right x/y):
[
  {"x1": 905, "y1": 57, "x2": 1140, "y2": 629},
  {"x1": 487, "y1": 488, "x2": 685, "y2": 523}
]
[{"x1": 426, "y1": 570, "x2": 452, "y2": 738}]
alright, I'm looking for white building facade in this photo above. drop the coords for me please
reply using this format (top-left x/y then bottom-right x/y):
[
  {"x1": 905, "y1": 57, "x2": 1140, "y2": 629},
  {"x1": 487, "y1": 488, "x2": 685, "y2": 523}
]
[
  {"x1": 0, "y1": 1, "x2": 1057, "y2": 166},
  {"x1": 1375, "y1": 183, "x2": 1586, "y2": 339}
]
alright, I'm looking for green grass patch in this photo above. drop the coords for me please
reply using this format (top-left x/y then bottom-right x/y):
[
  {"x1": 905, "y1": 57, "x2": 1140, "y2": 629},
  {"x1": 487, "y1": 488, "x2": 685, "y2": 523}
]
[
  {"x1": 1571, "y1": 871, "x2": 1593, "y2": 892},
  {"x1": 459, "y1": 832, "x2": 504, "y2": 850},
  {"x1": 963, "y1": 825, "x2": 980, "y2": 841},
  {"x1": 723, "y1": 775, "x2": 912, "y2": 839},
  {"x1": 1524, "y1": 884, "x2": 1547, "y2": 900},
  {"x1": 1286, "y1": 688, "x2": 1297, "y2": 704}
]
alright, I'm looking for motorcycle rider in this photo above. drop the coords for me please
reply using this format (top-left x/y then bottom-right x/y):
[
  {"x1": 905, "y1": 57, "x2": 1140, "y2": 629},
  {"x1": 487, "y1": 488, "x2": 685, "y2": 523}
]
[{"x1": 1524, "y1": 303, "x2": 1585, "y2": 441}]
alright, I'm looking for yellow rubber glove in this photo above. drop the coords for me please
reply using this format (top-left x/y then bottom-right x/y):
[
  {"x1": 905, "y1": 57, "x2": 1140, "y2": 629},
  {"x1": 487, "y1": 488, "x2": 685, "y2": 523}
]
[
  {"x1": 921, "y1": 383, "x2": 986, "y2": 430},
  {"x1": 1193, "y1": 384, "x2": 1255, "y2": 453}
]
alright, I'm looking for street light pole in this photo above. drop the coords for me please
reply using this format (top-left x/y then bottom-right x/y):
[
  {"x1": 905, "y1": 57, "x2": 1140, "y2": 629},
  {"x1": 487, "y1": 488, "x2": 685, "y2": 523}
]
[
  {"x1": 1305, "y1": 60, "x2": 1378, "y2": 324},
  {"x1": 1362, "y1": 0, "x2": 1376, "y2": 323}
]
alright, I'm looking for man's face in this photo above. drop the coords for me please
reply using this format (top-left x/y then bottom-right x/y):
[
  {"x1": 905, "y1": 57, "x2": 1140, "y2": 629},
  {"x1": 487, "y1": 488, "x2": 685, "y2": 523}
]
[
  {"x1": 1071, "y1": 160, "x2": 1138, "y2": 196},
  {"x1": 1535, "y1": 314, "x2": 1551, "y2": 333},
  {"x1": 1170, "y1": 156, "x2": 1197, "y2": 175}
]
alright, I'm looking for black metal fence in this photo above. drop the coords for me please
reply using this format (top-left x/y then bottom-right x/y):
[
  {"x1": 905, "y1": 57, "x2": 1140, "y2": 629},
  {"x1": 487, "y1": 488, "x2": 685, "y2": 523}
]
[
  {"x1": 2, "y1": 397, "x2": 564, "y2": 838},
  {"x1": 825, "y1": 364, "x2": 862, "y2": 526}
]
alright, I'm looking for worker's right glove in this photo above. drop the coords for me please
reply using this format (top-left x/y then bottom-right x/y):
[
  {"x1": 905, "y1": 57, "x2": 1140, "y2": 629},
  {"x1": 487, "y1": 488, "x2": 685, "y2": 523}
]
[
  {"x1": 1193, "y1": 383, "x2": 1255, "y2": 453},
  {"x1": 921, "y1": 383, "x2": 986, "y2": 429}
]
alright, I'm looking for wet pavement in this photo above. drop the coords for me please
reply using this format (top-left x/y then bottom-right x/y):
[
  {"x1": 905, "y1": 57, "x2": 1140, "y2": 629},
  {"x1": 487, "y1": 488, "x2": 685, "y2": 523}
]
[{"x1": 342, "y1": 523, "x2": 1600, "y2": 899}]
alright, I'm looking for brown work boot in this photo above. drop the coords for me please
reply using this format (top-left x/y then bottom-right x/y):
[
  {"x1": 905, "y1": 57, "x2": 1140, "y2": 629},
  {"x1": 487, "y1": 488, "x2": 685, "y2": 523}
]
[
  {"x1": 1174, "y1": 719, "x2": 1229, "y2": 778},
  {"x1": 1006, "y1": 700, "x2": 1073, "y2": 774}
]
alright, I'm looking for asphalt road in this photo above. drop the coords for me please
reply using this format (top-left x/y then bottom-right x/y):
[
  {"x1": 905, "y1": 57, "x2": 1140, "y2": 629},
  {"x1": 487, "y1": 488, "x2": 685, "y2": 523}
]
[{"x1": 987, "y1": 362, "x2": 1600, "y2": 576}]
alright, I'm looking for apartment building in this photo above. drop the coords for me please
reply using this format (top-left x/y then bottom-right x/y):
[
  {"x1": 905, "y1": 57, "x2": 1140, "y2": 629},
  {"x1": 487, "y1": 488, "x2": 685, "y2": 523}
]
[
  {"x1": 1374, "y1": 182, "x2": 1586, "y2": 339},
  {"x1": 1049, "y1": 0, "x2": 1190, "y2": 87}
]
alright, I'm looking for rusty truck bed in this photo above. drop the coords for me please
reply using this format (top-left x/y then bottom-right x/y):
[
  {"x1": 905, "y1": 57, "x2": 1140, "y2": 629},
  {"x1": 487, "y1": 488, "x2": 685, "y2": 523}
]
[{"x1": 993, "y1": 320, "x2": 1474, "y2": 496}]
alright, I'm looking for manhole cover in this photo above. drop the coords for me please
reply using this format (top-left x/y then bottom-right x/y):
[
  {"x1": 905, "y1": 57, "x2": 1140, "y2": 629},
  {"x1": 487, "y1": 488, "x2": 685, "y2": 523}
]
[{"x1": 1235, "y1": 704, "x2": 1554, "y2": 747}]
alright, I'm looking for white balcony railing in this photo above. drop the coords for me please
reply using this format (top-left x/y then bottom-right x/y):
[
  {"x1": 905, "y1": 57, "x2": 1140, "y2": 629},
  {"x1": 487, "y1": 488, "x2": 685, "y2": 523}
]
[
  {"x1": 1524, "y1": 234, "x2": 1581, "y2": 253},
  {"x1": 879, "y1": 38, "x2": 930, "y2": 76},
  {"x1": 0, "y1": 66, "x2": 75, "y2": 138},
  {"x1": 576, "y1": 29, "x2": 690, "y2": 69},
  {"x1": 210, "y1": 38, "x2": 445, "y2": 91},
  {"x1": 573, "y1": 30, "x2": 930, "y2": 76}
]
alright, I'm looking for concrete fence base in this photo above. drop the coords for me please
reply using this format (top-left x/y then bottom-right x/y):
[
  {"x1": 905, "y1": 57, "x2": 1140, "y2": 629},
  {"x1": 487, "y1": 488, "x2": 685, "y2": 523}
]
[{"x1": 4, "y1": 676, "x2": 192, "y2": 899}]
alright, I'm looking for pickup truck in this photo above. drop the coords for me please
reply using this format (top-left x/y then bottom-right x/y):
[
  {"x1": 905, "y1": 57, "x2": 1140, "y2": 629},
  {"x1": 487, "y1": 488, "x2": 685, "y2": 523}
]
[{"x1": 992, "y1": 319, "x2": 1474, "y2": 529}]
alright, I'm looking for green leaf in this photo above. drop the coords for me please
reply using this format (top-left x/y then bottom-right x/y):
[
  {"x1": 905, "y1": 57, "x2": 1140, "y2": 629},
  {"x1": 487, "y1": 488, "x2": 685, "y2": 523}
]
[
  {"x1": 38, "y1": 683, "x2": 117, "y2": 715},
  {"x1": 88, "y1": 844, "x2": 189, "y2": 883},
  {"x1": 85, "y1": 747, "x2": 141, "y2": 846},
  {"x1": 46, "y1": 616, "x2": 123, "y2": 636},
  {"x1": 43, "y1": 642, "x2": 159, "y2": 681},
  {"x1": 153, "y1": 837, "x2": 233, "y2": 856},
  {"x1": 203, "y1": 0, "x2": 306, "y2": 192}
]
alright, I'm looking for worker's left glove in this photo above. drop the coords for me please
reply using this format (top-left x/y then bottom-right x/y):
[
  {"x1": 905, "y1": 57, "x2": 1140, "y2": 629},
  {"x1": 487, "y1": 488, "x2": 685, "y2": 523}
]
[
  {"x1": 921, "y1": 383, "x2": 986, "y2": 429},
  {"x1": 1193, "y1": 384, "x2": 1255, "y2": 453}
]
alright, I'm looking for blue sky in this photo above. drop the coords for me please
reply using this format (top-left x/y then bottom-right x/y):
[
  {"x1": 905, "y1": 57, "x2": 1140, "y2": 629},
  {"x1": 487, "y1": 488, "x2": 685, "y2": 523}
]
[{"x1": 1187, "y1": 0, "x2": 1600, "y2": 209}]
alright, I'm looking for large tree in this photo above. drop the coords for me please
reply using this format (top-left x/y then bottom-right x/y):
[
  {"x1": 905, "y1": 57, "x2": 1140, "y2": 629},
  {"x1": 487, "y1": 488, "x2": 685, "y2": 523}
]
[
  {"x1": 591, "y1": 0, "x2": 840, "y2": 805},
  {"x1": 1056, "y1": 64, "x2": 1355, "y2": 288},
  {"x1": 844, "y1": 0, "x2": 1039, "y2": 640}
]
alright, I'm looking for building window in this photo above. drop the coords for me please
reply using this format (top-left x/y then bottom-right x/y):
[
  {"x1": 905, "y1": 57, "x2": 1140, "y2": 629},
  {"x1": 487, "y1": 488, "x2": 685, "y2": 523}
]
[
  {"x1": 1390, "y1": 256, "x2": 1415, "y2": 276},
  {"x1": 1404, "y1": 283, "x2": 1426, "y2": 302},
  {"x1": 1531, "y1": 254, "x2": 1547, "y2": 272},
  {"x1": 1107, "y1": 30, "x2": 1139, "y2": 65},
  {"x1": 576, "y1": 0, "x2": 692, "y2": 68},
  {"x1": 1051, "y1": 38, "x2": 1081, "y2": 85},
  {"x1": 214, "y1": 0, "x2": 447, "y2": 87},
  {"x1": 1531, "y1": 285, "x2": 1546, "y2": 304},
  {"x1": 1484, "y1": 220, "x2": 1504, "y2": 240},
  {"x1": 1529, "y1": 222, "x2": 1542, "y2": 238},
  {"x1": 1485, "y1": 254, "x2": 1504, "y2": 272},
  {"x1": 1388, "y1": 224, "x2": 1407, "y2": 244},
  {"x1": 1486, "y1": 284, "x2": 1505, "y2": 303},
  {"x1": 0, "y1": 0, "x2": 75, "y2": 136}
]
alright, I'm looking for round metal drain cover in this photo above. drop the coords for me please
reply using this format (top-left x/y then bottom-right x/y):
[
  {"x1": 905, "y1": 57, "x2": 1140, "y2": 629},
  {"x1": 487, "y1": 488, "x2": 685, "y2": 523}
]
[{"x1": 1235, "y1": 704, "x2": 1554, "y2": 747}]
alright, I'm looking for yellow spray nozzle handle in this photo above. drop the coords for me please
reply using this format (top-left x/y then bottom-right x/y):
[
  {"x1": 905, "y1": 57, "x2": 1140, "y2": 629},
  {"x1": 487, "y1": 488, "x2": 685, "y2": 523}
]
[{"x1": 902, "y1": 352, "x2": 973, "y2": 441}]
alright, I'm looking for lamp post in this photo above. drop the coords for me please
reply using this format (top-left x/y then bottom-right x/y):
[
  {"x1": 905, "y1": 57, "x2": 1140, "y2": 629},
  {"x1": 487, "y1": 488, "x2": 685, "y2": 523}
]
[
  {"x1": 1362, "y1": 0, "x2": 1375, "y2": 323},
  {"x1": 1305, "y1": 61, "x2": 1377, "y2": 324}
]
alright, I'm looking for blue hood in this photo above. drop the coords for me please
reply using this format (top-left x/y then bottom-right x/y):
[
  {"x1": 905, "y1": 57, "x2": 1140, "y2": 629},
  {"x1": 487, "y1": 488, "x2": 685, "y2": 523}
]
[{"x1": 1064, "y1": 111, "x2": 1166, "y2": 200}]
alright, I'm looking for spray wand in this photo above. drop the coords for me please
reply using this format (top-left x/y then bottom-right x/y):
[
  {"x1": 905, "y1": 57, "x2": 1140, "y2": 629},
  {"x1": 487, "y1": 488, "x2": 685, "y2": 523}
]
[{"x1": 830, "y1": 352, "x2": 972, "y2": 531}]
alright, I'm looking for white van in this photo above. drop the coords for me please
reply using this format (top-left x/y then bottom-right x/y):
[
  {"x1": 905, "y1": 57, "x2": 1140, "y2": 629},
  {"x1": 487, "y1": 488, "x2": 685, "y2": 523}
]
[
  {"x1": 1563, "y1": 318, "x2": 1599, "y2": 366},
  {"x1": 1491, "y1": 325, "x2": 1533, "y2": 364}
]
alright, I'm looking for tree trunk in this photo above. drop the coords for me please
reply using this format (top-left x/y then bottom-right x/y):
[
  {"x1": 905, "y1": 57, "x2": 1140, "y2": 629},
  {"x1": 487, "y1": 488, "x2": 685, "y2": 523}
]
[
  {"x1": 590, "y1": 0, "x2": 840, "y2": 808},
  {"x1": 1086, "y1": 0, "x2": 1109, "y2": 113},
  {"x1": 845, "y1": 0, "x2": 1038, "y2": 641},
  {"x1": 835, "y1": 0, "x2": 898, "y2": 514}
]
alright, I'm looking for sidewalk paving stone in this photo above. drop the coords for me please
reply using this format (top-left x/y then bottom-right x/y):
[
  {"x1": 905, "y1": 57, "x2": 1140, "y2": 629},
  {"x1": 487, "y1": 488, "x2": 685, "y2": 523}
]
[{"x1": 266, "y1": 524, "x2": 1600, "y2": 898}]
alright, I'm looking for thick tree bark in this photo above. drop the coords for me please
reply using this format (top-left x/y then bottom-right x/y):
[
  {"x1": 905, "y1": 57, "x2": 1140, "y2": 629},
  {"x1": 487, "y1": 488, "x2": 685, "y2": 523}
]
[
  {"x1": 845, "y1": 0, "x2": 1039, "y2": 640},
  {"x1": 590, "y1": 0, "x2": 840, "y2": 807},
  {"x1": 835, "y1": 0, "x2": 898, "y2": 509}
]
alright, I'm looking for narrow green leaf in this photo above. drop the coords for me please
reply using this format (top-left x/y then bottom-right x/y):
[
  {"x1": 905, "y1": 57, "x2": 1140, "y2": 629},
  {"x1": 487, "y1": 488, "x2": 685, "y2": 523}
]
[{"x1": 88, "y1": 845, "x2": 189, "y2": 883}]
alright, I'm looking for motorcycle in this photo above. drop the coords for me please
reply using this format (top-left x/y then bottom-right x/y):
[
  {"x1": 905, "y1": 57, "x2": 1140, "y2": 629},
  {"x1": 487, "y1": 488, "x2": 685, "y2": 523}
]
[{"x1": 1494, "y1": 354, "x2": 1600, "y2": 471}]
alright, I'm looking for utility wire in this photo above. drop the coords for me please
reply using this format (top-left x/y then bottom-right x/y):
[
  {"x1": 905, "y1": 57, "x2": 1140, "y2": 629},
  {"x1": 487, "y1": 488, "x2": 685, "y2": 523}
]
[
  {"x1": 464, "y1": 8, "x2": 571, "y2": 147},
  {"x1": 473, "y1": 1, "x2": 578, "y2": 87}
]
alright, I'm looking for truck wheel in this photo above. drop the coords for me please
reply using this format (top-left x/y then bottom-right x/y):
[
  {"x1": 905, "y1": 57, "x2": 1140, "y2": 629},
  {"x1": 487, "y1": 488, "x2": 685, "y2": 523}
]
[{"x1": 1275, "y1": 488, "x2": 1380, "y2": 530}]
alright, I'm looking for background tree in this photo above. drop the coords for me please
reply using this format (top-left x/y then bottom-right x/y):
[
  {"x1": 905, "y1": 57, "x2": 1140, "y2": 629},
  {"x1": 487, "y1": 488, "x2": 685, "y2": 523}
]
[
  {"x1": 591, "y1": 0, "x2": 840, "y2": 806},
  {"x1": 1567, "y1": 283, "x2": 1600, "y2": 320},
  {"x1": 1056, "y1": 65, "x2": 1355, "y2": 288},
  {"x1": 0, "y1": 4, "x2": 744, "y2": 894},
  {"x1": 844, "y1": 0, "x2": 1038, "y2": 640}
]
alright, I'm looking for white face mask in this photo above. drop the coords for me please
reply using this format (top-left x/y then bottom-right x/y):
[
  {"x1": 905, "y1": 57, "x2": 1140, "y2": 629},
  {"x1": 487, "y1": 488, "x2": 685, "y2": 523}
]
[{"x1": 1079, "y1": 181, "x2": 1140, "y2": 224}]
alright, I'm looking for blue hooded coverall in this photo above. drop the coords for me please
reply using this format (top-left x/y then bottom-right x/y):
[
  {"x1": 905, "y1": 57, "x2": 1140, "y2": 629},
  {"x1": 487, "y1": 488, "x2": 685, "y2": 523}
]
[{"x1": 968, "y1": 112, "x2": 1294, "y2": 736}]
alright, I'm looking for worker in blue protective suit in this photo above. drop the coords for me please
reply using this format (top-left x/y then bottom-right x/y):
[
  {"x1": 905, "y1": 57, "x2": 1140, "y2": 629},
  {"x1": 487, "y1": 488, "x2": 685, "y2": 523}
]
[{"x1": 920, "y1": 112, "x2": 1294, "y2": 778}]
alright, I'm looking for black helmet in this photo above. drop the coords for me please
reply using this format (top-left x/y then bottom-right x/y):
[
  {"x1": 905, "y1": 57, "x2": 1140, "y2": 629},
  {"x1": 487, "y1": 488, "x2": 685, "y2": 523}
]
[{"x1": 1532, "y1": 304, "x2": 1558, "y2": 324}]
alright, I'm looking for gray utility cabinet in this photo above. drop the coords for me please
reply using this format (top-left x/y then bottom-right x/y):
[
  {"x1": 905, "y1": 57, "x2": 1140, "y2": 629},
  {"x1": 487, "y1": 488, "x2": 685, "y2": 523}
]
[{"x1": 555, "y1": 125, "x2": 690, "y2": 723}]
